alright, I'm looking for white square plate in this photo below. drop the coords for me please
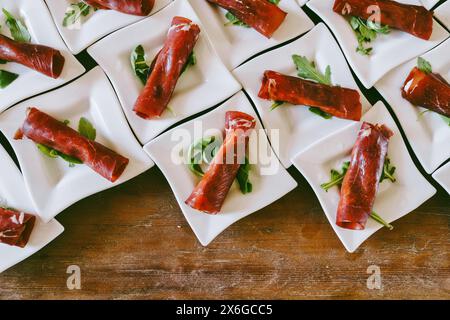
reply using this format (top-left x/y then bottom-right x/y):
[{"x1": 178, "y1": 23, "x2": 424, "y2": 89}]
[
  {"x1": 291, "y1": 101, "x2": 436, "y2": 252},
  {"x1": 0, "y1": 145, "x2": 64, "y2": 274},
  {"x1": 297, "y1": 0, "x2": 310, "y2": 6},
  {"x1": 435, "y1": 0, "x2": 450, "y2": 29},
  {"x1": 432, "y1": 162, "x2": 450, "y2": 194},
  {"x1": 188, "y1": 0, "x2": 314, "y2": 69},
  {"x1": 233, "y1": 23, "x2": 371, "y2": 168},
  {"x1": 375, "y1": 38, "x2": 450, "y2": 173},
  {"x1": 88, "y1": 0, "x2": 242, "y2": 145},
  {"x1": 0, "y1": 67, "x2": 154, "y2": 223},
  {"x1": 45, "y1": 0, "x2": 173, "y2": 54},
  {"x1": 0, "y1": 0, "x2": 85, "y2": 112},
  {"x1": 421, "y1": 0, "x2": 441, "y2": 10},
  {"x1": 307, "y1": 0, "x2": 449, "y2": 88},
  {"x1": 144, "y1": 91, "x2": 298, "y2": 246}
]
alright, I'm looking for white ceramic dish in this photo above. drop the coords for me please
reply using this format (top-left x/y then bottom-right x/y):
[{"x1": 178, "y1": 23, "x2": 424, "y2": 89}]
[
  {"x1": 45, "y1": 0, "x2": 173, "y2": 54},
  {"x1": 420, "y1": 0, "x2": 441, "y2": 10},
  {"x1": 291, "y1": 101, "x2": 436, "y2": 253},
  {"x1": 297, "y1": 0, "x2": 310, "y2": 6},
  {"x1": 233, "y1": 23, "x2": 371, "y2": 168},
  {"x1": 0, "y1": 67, "x2": 154, "y2": 223},
  {"x1": 88, "y1": 0, "x2": 242, "y2": 145},
  {"x1": 435, "y1": 0, "x2": 450, "y2": 29},
  {"x1": 375, "y1": 38, "x2": 450, "y2": 174},
  {"x1": 144, "y1": 91, "x2": 298, "y2": 246},
  {"x1": 0, "y1": 145, "x2": 64, "y2": 274},
  {"x1": 307, "y1": 0, "x2": 449, "y2": 88},
  {"x1": 189, "y1": 0, "x2": 314, "y2": 69},
  {"x1": 432, "y1": 162, "x2": 450, "y2": 194},
  {"x1": 0, "y1": 0, "x2": 85, "y2": 113}
]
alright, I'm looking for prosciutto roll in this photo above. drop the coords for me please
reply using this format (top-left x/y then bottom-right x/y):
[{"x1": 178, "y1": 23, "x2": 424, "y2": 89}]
[
  {"x1": 0, "y1": 34, "x2": 65, "y2": 79},
  {"x1": 336, "y1": 122, "x2": 393, "y2": 230},
  {"x1": 185, "y1": 111, "x2": 256, "y2": 214},
  {"x1": 16, "y1": 108, "x2": 129, "y2": 183},
  {"x1": 0, "y1": 208, "x2": 36, "y2": 248},
  {"x1": 402, "y1": 67, "x2": 450, "y2": 117},
  {"x1": 133, "y1": 16, "x2": 200, "y2": 119},
  {"x1": 84, "y1": 0, "x2": 155, "y2": 16},
  {"x1": 333, "y1": 0, "x2": 433, "y2": 40},
  {"x1": 258, "y1": 70, "x2": 362, "y2": 121},
  {"x1": 208, "y1": 0, "x2": 287, "y2": 38}
]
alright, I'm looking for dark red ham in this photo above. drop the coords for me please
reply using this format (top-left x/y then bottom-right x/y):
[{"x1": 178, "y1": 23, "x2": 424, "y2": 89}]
[
  {"x1": 0, "y1": 34, "x2": 65, "y2": 79},
  {"x1": 336, "y1": 122, "x2": 393, "y2": 230},
  {"x1": 333, "y1": 0, "x2": 433, "y2": 40},
  {"x1": 84, "y1": 0, "x2": 155, "y2": 16},
  {"x1": 208, "y1": 0, "x2": 287, "y2": 38},
  {"x1": 185, "y1": 111, "x2": 256, "y2": 214},
  {"x1": 0, "y1": 207, "x2": 36, "y2": 248},
  {"x1": 16, "y1": 108, "x2": 129, "y2": 183},
  {"x1": 133, "y1": 16, "x2": 200, "y2": 119},
  {"x1": 258, "y1": 70, "x2": 362, "y2": 121},
  {"x1": 401, "y1": 66, "x2": 450, "y2": 117}
]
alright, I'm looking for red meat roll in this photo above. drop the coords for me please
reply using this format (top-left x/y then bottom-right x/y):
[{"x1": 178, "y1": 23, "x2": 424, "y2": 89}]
[
  {"x1": 336, "y1": 122, "x2": 393, "y2": 230},
  {"x1": 133, "y1": 16, "x2": 200, "y2": 119},
  {"x1": 258, "y1": 70, "x2": 362, "y2": 121},
  {"x1": 401, "y1": 66, "x2": 450, "y2": 117},
  {"x1": 84, "y1": 0, "x2": 155, "y2": 16},
  {"x1": 208, "y1": 0, "x2": 287, "y2": 38},
  {"x1": 333, "y1": 0, "x2": 433, "y2": 40},
  {"x1": 185, "y1": 111, "x2": 256, "y2": 214},
  {"x1": 0, "y1": 207, "x2": 36, "y2": 248},
  {"x1": 0, "y1": 34, "x2": 65, "y2": 79},
  {"x1": 16, "y1": 108, "x2": 129, "y2": 183}
]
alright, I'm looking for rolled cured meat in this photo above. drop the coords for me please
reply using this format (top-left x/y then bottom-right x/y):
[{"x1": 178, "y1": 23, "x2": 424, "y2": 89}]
[
  {"x1": 258, "y1": 70, "x2": 362, "y2": 121},
  {"x1": 0, "y1": 207, "x2": 36, "y2": 248},
  {"x1": 0, "y1": 34, "x2": 65, "y2": 79},
  {"x1": 336, "y1": 122, "x2": 393, "y2": 230},
  {"x1": 16, "y1": 108, "x2": 129, "y2": 183},
  {"x1": 185, "y1": 111, "x2": 256, "y2": 214},
  {"x1": 402, "y1": 67, "x2": 450, "y2": 117},
  {"x1": 84, "y1": 0, "x2": 155, "y2": 16},
  {"x1": 333, "y1": 0, "x2": 433, "y2": 40},
  {"x1": 208, "y1": 0, "x2": 287, "y2": 38},
  {"x1": 133, "y1": 16, "x2": 200, "y2": 119}
]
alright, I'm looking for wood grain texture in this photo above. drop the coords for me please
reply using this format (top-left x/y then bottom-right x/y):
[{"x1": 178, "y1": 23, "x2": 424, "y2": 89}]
[{"x1": 0, "y1": 167, "x2": 448, "y2": 300}]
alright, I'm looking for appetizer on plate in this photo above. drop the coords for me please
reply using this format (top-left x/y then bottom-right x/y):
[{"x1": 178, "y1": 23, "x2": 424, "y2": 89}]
[
  {"x1": 186, "y1": 111, "x2": 256, "y2": 214},
  {"x1": 15, "y1": 107, "x2": 129, "y2": 183},
  {"x1": 133, "y1": 16, "x2": 201, "y2": 119},
  {"x1": 208, "y1": 0, "x2": 287, "y2": 38},
  {"x1": 402, "y1": 57, "x2": 450, "y2": 118},
  {"x1": 0, "y1": 207, "x2": 36, "y2": 248}
]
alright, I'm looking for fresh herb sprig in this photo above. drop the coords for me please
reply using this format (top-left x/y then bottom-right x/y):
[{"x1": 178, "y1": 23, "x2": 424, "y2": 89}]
[
  {"x1": 224, "y1": 0, "x2": 280, "y2": 27},
  {"x1": 63, "y1": 1, "x2": 93, "y2": 28},
  {"x1": 2, "y1": 8, "x2": 31, "y2": 43},
  {"x1": 0, "y1": 70, "x2": 19, "y2": 89},
  {"x1": 349, "y1": 16, "x2": 390, "y2": 56}
]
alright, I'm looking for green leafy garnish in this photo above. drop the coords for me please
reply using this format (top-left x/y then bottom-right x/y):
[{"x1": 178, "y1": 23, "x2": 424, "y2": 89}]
[
  {"x1": 380, "y1": 158, "x2": 396, "y2": 183},
  {"x1": 292, "y1": 55, "x2": 332, "y2": 85},
  {"x1": 441, "y1": 115, "x2": 450, "y2": 126},
  {"x1": 2, "y1": 8, "x2": 31, "y2": 43},
  {"x1": 0, "y1": 70, "x2": 19, "y2": 89},
  {"x1": 130, "y1": 45, "x2": 151, "y2": 86},
  {"x1": 308, "y1": 107, "x2": 333, "y2": 119},
  {"x1": 268, "y1": 0, "x2": 281, "y2": 4},
  {"x1": 224, "y1": 12, "x2": 250, "y2": 27},
  {"x1": 78, "y1": 117, "x2": 96, "y2": 140},
  {"x1": 350, "y1": 16, "x2": 390, "y2": 56},
  {"x1": 236, "y1": 156, "x2": 252, "y2": 194},
  {"x1": 320, "y1": 161, "x2": 350, "y2": 192},
  {"x1": 270, "y1": 101, "x2": 284, "y2": 111},
  {"x1": 63, "y1": 2, "x2": 92, "y2": 28},
  {"x1": 187, "y1": 136, "x2": 217, "y2": 177},
  {"x1": 417, "y1": 57, "x2": 432, "y2": 74},
  {"x1": 370, "y1": 211, "x2": 394, "y2": 230},
  {"x1": 181, "y1": 52, "x2": 196, "y2": 75}
]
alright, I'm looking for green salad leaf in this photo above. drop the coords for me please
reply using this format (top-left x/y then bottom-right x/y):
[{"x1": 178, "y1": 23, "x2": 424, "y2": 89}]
[
  {"x1": 63, "y1": 2, "x2": 92, "y2": 28},
  {"x1": 0, "y1": 70, "x2": 19, "y2": 89},
  {"x1": 2, "y1": 8, "x2": 31, "y2": 43},
  {"x1": 417, "y1": 57, "x2": 432, "y2": 74},
  {"x1": 350, "y1": 16, "x2": 390, "y2": 56},
  {"x1": 131, "y1": 45, "x2": 151, "y2": 86},
  {"x1": 78, "y1": 117, "x2": 96, "y2": 140},
  {"x1": 292, "y1": 55, "x2": 332, "y2": 85}
]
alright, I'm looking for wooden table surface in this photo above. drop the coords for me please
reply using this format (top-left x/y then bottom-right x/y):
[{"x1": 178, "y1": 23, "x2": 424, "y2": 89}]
[{"x1": 0, "y1": 3, "x2": 449, "y2": 300}]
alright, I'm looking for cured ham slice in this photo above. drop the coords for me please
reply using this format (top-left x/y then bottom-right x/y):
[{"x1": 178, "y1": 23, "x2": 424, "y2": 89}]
[
  {"x1": 333, "y1": 0, "x2": 433, "y2": 40},
  {"x1": 185, "y1": 111, "x2": 256, "y2": 214},
  {"x1": 133, "y1": 16, "x2": 200, "y2": 119},
  {"x1": 0, "y1": 34, "x2": 65, "y2": 79},
  {"x1": 402, "y1": 67, "x2": 450, "y2": 117},
  {"x1": 84, "y1": 0, "x2": 155, "y2": 16},
  {"x1": 16, "y1": 108, "x2": 129, "y2": 183},
  {"x1": 258, "y1": 70, "x2": 362, "y2": 121},
  {"x1": 0, "y1": 208, "x2": 35, "y2": 248},
  {"x1": 336, "y1": 122, "x2": 393, "y2": 230},
  {"x1": 208, "y1": 0, "x2": 287, "y2": 38}
]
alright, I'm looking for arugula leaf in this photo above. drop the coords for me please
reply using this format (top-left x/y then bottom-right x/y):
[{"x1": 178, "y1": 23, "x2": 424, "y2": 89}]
[
  {"x1": 78, "y1": 117, "x2": 96, "y2": 140},
  {"x1": 320, "y1": 161, "x2": 350, "y2": 192},
  {"x1": 187, "y1": 136, "x2": 216, "y2": 177},
  {"x1": 380, "y1": 157, "x2": 396, "y2": 183},
  {"x1": 292, "y1": 55, "x2": 332, "y2": 85},
  {"x1": 236, "y1": 156, "x2": 252, "y2": 194},
  {"x1": 2, "y1": 8, "x2": 31, "y2": 43},
  {"x1": 350, "y1": 16, "x2": 390, "y2": 56},
  {"x1": 370, "y1": 211, "x2": 394, "y2": 230},
  {"x1": 417, "y1": 57, "x2": 432, "y2": 74},
  {"x1": 181, "y1": 51, "x2": 196, "y2": 75},
  {"x1": 224, "y1": 11, "x2": 249, "y2": 27},
  {"x1": 0, "y1": 70, "x2": 19, "y2": 89},
  {"x1": 63, "y1": 2, "x2": 92, "y2": 27},
  {"x1": 308, "y1": 107, "x2": 332, "y2": 119},
  {"x1": 130, "y1": 45, "x2": 151, "y2": 86}
]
